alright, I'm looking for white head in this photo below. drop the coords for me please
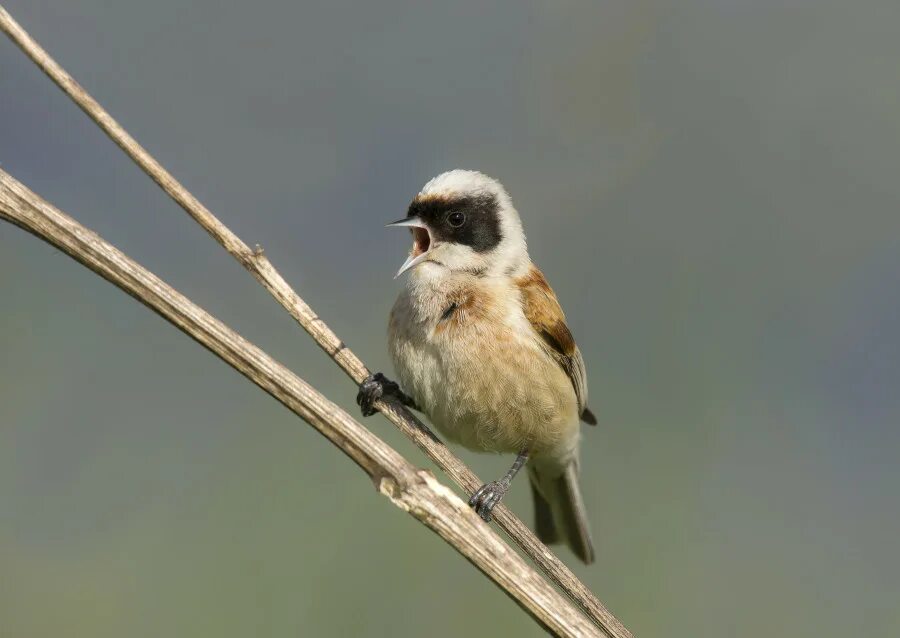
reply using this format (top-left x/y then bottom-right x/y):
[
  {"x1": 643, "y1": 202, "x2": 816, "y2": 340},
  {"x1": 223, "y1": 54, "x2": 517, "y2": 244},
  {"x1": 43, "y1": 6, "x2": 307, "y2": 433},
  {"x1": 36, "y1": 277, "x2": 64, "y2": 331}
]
[{"x1": 388, "y1": 170, "x2": 530, "y2": 280}]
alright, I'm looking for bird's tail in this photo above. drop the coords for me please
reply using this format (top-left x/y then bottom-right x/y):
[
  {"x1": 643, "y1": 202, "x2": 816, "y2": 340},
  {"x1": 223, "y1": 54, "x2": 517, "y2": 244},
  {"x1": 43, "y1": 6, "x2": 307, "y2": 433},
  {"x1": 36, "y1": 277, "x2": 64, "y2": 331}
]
[{"x1": 528, "y1": 458, "x2": 595, "y2": 564}]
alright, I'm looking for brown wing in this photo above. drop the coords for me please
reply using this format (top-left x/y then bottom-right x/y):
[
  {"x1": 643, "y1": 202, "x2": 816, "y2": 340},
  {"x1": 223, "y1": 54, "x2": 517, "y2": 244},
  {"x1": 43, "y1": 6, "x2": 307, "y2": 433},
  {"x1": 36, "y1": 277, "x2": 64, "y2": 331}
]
[{"x1": 516, "y1": 265, "x2": 596, "y2": 425}]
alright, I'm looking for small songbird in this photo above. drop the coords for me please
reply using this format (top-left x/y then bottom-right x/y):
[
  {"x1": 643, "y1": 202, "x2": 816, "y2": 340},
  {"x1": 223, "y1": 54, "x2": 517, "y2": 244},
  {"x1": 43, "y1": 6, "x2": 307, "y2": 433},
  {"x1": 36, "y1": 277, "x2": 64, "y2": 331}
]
[{"x1": 357, "y1": 170, "x2": 596, "y2": 563}]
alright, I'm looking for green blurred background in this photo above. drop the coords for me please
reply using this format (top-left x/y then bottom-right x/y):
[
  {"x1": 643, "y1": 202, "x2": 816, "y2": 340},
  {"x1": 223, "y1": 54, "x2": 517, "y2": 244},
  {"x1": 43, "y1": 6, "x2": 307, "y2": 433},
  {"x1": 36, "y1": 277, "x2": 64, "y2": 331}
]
[{"x1": 2, "y1": 1, "x2": 899, "y2": 636}]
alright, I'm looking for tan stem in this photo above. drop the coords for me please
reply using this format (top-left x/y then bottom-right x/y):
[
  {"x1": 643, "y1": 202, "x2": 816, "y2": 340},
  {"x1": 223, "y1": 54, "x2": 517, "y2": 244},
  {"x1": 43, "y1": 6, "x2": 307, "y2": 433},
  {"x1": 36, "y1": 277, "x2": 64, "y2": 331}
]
[
  {"x1": 0, "y1": 168, "x2": 602, "y2": 638},
  {"x1": 0, "y1": 6, "x2": 632, "y2": 637}
]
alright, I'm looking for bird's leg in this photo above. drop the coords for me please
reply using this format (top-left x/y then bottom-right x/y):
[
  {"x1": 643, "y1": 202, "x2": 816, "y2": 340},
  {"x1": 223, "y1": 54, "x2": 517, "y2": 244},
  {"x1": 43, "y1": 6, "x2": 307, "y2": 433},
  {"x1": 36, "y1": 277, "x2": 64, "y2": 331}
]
[
  {"x1": 356, "y1": 372, "x2": 419, "y2": 417},
  {"x1": 469, "y1": 448, "x2": 530, "y2": 522}
]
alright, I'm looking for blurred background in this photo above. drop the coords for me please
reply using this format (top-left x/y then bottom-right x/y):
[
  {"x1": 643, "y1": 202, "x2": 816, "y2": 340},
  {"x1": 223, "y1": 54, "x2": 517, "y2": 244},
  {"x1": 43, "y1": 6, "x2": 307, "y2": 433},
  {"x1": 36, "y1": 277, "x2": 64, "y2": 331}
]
[{"x1": 2, "y1": 1, "x2": 899, "y2": 636}]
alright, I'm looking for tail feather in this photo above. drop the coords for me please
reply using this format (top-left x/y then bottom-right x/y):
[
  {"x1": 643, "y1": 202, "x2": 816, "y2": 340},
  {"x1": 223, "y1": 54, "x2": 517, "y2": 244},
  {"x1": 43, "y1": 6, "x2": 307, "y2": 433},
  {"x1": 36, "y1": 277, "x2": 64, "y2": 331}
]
[
  {"x1": 528, "y1": 461, "x2": 595, "y2": 564},
  {"x1": 556, "y1": 464, "x2": 595, "y2": 564},
  {"x1": 530, "y1": 479, "x2": 559, "y2": 545}
]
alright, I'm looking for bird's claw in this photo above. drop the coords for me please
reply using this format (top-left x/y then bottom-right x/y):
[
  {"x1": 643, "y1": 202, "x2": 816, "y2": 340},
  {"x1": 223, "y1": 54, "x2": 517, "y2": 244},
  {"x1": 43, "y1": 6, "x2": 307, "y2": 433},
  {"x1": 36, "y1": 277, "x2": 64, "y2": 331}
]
[
  {"x1": 468, "y1": 480, "x2": 509, "y2": 522},
  {"x1": 356, "y1": 372, "x2": 401, "y2": 417}
]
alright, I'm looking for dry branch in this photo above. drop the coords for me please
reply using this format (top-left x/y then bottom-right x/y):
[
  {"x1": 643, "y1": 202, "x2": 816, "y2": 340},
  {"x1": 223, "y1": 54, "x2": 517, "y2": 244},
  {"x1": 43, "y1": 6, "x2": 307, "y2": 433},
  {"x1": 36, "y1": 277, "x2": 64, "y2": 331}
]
[
  {"x1": 0, "y1": 6, "x2": 631, "y2": 637},
  {"x1": 0, "y1": 167, "x2": 602, "y2": 637}
]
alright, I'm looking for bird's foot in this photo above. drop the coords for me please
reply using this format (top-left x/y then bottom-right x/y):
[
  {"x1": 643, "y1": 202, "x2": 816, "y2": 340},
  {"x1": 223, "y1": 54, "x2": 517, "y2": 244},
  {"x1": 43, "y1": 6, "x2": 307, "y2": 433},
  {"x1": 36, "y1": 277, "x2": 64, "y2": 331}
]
[
  {"x1": 356, "y1": 372, "x2": 403, "y2": 417},
  {"x1": 468, "y1": 480, "x2": 510, "y2": 522}
]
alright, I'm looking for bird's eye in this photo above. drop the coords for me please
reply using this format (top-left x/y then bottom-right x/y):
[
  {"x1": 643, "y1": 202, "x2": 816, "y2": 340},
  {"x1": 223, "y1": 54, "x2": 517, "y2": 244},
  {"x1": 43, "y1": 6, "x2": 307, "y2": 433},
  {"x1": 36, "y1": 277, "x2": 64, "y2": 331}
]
[{"x1": 447, "y1": 212, "x2": 466, "y2": 227}]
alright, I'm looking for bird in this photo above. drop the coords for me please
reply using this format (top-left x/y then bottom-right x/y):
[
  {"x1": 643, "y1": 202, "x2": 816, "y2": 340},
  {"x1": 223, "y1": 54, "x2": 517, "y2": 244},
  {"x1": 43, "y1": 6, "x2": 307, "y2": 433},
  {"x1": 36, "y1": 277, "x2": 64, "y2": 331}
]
[{"x1": 357, "y1": 170, "x2": 596, "y2": 564}]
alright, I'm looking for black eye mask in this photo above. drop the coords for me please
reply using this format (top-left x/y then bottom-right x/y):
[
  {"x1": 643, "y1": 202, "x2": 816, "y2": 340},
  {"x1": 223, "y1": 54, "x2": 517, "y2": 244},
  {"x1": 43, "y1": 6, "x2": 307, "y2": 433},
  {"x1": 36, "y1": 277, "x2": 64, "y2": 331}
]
[{"x1": 407, "y1": 194, "x2": 503, "y2": 253}]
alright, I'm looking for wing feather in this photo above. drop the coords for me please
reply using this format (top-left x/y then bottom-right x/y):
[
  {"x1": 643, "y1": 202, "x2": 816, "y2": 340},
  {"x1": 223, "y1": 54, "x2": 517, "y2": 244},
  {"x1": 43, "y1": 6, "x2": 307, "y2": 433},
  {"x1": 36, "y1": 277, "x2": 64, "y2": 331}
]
[{"x1": 516, "y1": 265, "x2": 595, "y2": 424}]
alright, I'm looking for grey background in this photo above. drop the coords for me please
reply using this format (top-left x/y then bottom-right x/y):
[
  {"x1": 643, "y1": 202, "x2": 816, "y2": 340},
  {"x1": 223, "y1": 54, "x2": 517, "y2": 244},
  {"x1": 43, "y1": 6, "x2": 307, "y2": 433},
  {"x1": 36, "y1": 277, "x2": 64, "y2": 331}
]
[{"x1": 2, "y1": 1, "x2": 899, "y2": 636}]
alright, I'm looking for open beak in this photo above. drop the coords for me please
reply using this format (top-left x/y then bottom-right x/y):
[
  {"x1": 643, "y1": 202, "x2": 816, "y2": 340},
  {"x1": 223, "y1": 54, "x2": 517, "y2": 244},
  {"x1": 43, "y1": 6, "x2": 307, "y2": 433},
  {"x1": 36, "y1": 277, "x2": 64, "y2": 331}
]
[{"x1": 387, "y1": 216, "x2": 432, "y2": 278}]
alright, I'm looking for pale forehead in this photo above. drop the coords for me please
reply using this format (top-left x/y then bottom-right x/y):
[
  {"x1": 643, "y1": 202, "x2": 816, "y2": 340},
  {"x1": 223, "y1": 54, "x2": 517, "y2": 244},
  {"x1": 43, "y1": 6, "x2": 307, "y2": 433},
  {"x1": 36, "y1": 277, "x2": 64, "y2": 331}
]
[{"x1": 419, "y1": 170, "x2": 507, "y2": 199}]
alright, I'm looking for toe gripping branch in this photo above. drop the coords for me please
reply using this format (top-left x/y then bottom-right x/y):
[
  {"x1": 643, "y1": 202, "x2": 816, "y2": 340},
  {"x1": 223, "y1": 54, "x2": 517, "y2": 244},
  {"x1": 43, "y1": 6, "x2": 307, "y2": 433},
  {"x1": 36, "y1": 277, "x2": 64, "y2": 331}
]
[
  {"x1": 357, "y1": 373, "x2": 530, "y2": 524},
  {"x1": 469, "y1": 448, "x2": 529, "y2": 522},
  {"x1": 356, "y1": 372, "x2": 419, "y2": 417}
]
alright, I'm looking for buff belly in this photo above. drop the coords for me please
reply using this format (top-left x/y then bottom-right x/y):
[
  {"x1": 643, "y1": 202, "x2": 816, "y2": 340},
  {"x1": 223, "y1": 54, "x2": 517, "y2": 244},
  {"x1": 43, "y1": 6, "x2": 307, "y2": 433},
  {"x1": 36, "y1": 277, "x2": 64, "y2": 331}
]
[{"x1": 389, "y1": 296, "x2": 580, "y2": 458}]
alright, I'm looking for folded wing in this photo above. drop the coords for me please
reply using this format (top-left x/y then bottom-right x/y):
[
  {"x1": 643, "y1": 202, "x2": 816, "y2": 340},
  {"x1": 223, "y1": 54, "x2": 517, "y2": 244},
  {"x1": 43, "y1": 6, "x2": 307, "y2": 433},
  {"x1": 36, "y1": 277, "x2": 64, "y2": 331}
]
[{"x1": 516, "y1": 265, "x2": 596, "y2": 425}]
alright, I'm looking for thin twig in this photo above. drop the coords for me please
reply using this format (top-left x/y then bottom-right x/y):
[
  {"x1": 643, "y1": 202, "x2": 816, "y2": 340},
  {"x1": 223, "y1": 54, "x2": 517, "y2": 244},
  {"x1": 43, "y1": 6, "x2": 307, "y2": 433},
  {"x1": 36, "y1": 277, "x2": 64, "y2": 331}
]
[
  {"x1": 0, "y1": 168, "x2": 602, "y2": 638},
  {"x1": 0, "y1": 7, "x2": 631, "y2": 637}
]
